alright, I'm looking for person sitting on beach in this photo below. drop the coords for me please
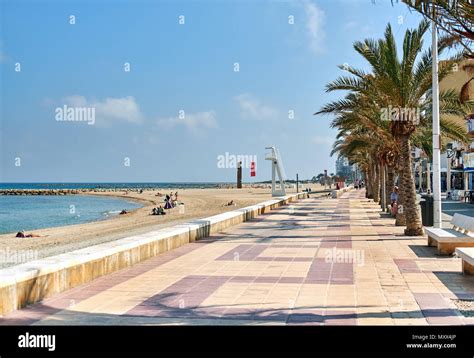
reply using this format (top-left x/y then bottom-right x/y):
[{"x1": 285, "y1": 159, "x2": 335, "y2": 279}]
[
  {"x1": 152, "y1": 206, "x2": 166, "y2": 215},
  {"x1": 120, "y1": 209, "x2": 128, "y2": 215},
  {"x1": 224, "y1": 200, "x2": 235, "y2": 206}
]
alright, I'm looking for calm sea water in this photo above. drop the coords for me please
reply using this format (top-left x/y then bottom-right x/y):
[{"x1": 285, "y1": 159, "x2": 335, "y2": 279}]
[
  {"x1": 0, "y1": 195, "x2": 142, "y2": 234},
  {"x1": 0, "y1": 183, "x2": 230, "y2": 234}
]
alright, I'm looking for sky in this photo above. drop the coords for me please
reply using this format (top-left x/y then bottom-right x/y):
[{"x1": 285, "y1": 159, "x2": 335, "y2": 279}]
[{"x1": 0, "y1": 0, "x2": 428, "y2": 183}]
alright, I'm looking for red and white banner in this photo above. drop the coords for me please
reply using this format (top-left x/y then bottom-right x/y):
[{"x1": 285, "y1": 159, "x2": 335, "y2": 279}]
[{"x1": 250, "y1": 161, "x2": 256, "y2": 177}]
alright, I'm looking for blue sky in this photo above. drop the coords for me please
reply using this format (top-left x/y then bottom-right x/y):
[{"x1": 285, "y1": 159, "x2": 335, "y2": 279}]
[{"x1": 0, "y1": 0, "x2": 427, "y2": 183}]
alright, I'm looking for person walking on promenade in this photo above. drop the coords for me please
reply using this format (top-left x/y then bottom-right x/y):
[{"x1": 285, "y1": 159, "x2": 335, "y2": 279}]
[{"x1": 390, "y1": 186, "x2": 399, "y2": 217}]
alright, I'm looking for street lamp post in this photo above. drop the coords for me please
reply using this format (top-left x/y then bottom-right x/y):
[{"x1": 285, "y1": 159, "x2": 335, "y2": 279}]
[{"x1": 432, "y1": 17, "x2": 442, "y2": 228}]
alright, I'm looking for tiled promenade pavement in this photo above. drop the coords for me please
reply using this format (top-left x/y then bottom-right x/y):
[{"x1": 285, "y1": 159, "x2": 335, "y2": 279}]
[{"x1": 2, "y1": 190, "x2": 473, "y2": 325}]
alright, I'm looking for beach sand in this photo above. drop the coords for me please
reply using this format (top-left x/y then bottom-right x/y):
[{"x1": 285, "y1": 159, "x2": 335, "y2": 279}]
[{"x1": 0, "y1": 184, "x2": 328, "y2": 268}]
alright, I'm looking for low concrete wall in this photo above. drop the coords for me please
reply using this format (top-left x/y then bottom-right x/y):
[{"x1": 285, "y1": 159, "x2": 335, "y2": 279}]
[
  {"x1": 0, "y1": 192, "x2": 308, "y2": 316},
  {"x1": 331, "y1": 186, "x2": 353, "y2": 198}
]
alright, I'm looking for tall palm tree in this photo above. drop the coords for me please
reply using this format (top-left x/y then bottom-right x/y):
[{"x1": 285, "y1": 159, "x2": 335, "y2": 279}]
[{"x1": 316, "y1": 20, "x2": 471, "y2": 235}]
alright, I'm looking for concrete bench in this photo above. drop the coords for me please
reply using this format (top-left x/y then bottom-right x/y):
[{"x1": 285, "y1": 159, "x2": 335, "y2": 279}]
[
  {"x1": 455, "y1": 247, "x2": 474, "y2": 275},
  {"x1": 425, "y1": 213, "x2": 474, "y2": 255}
]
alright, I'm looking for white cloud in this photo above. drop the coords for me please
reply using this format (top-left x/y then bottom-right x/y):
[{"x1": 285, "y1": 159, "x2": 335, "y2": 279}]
[
  {"x1": 62, "y1": 95, "x2": 143, "y2": 125},
  {"x1": 234, "y1": 94, "x2": 278, "y2": 120},
  {"x1": 303, "y1": 0, "x2": 326, "y2": 54},
  {"x1": 312, "y1": 135, "x2": 334, "y2": 146},
  {"x1": 157, "y1": 111, "x2": 217, "y2": 135}
]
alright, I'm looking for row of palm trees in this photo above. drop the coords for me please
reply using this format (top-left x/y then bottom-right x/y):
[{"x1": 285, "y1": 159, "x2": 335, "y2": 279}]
[{"x1": 315, "y1": 20, "x2": 473, "y2": 236}]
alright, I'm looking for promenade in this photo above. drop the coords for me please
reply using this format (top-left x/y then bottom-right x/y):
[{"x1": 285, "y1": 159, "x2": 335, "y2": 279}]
[{"x1": 2, "y1": 190, "x2": 473, "y2": 325}]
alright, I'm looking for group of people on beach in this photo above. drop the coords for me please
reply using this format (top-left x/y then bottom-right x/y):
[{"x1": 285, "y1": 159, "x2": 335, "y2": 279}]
[
  {"x1": 152, "y1": 206, "x2": 166, "y2": 215},
  {"x1": 151, "y1": 192, "x2": 180, "y2": 216}
]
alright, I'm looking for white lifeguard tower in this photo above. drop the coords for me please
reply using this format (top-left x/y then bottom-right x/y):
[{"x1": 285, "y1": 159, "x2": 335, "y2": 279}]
[{"x1": 265, "y1": 146, "x2": 286, "y2": 197}]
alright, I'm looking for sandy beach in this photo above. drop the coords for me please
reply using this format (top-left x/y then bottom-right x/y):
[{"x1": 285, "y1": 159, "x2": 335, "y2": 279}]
[{"x1": 0, "y1": 184, "x2": 328, "y2": 268}]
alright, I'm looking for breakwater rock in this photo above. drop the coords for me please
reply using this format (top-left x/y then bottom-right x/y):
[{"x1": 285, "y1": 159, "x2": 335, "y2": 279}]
[{"x1": 0, "y1": 189, "x2": 81, "y2": 196}]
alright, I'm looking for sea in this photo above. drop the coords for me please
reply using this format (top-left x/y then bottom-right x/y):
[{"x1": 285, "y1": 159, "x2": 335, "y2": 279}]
[{"x1": 0, "y1": 182, "x2": 227, "y2": 234}]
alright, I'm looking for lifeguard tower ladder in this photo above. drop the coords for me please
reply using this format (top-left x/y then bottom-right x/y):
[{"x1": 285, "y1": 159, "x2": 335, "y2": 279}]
[{"x1": 265, "y1": 146, "x2": 286, "y2": 197}]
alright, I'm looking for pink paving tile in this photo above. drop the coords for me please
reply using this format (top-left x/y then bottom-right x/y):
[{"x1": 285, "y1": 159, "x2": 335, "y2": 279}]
[
  {"x1": 305, "y1": 258, "x2": 332, "y2": 284},
  {"x1": 323, "y1": 310, "x2": 357, "y2": 325},
  {"x1": 126, "y1": 276, "x2": 229, "y2": 316},
  {"x1": 254, "y1": 276, "x2": 280, "y2": 284},
  {"x1": 254, "y1": 256, "x2": 312, "y2": 262},
  {"x1": 216, "y1": 244, "x2": 269, "y2": 261},
  {"x1": 272, "y1": 244, "x2": 319, "y2": 248},
  {"x1": 0, "y1": 240, "x2": 208, "y2": 325},
  {"x1": 394, "y1": 259, "x2": 421, "y2": 273},
  {"x1": 331, "y1": 262, "x2": 354, "y2": 284},
  {"x1": 413, "y1": 293, "x2": 464, "y2": 325},
  {"x1": 229, "y1": 276, "x2": 257, "y2": 283},
  {"x1": 336, "y1": 238, "x2": 352, "y2": 249},
  {"x1": 278, "y1": 277, "x2": 305, "y2": 284},
  {"x1": 319, "y1": 238, "x2": 338, "y2": 249}
]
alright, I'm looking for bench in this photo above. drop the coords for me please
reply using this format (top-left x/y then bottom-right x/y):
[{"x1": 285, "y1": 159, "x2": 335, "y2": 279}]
[
  {"x1": 455, "y1": 248, "x2": 474, "y2": 275},
  {"x1": 451, "y1": 190, "x2": 465, "y2": 201},
  {"x1": 425, "y1": 213, "x2": 474, "y2": 255}
]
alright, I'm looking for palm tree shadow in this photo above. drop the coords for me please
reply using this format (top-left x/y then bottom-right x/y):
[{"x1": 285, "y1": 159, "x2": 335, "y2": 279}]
[{"x1": 0, "y1": 293, "x2": 465, "y2": 326}]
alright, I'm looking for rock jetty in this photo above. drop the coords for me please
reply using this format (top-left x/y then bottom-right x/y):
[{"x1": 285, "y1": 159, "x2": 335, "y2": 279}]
[{"x1": 0, "y1": 189, "x2": 81, "y2": 195}]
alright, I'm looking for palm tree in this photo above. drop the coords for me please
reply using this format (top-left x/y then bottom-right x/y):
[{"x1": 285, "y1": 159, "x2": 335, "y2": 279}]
[
  {"x1": 321, "y1": 89, "x2": 399, "y2": 206},
  {"x1": 395, "y1": 0, "x2": 473, "y2": 58},
  {"x1": 316, "y1": 20, "x2": 471, "y2": 235}
]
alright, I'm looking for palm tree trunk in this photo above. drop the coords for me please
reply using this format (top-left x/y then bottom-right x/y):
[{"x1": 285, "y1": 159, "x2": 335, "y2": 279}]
[
  {"x1": 385, "y1": 166, "x2": 394, "y2": 212},
  {"x1": 366, "y1": 165, "x2": 373, "y2": 199},
  {"x1": 362, "y1": 170, "x2": 368, "y2": 198},
  {"x1": 400, "y1": 135, "x2": 423, "y2": 236},
  {"x1": 395, "y1": 178, "x2": 406, "y2": 226},
  {"x1": 373, "y1": 163, "x2": 380, "y2": 203},
  {"x1": 380, "y1": 164, "x2": 386, "y2": 210},
  {"x1": 394, "y1": 169, "x2": 406, "y2": 226}
]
